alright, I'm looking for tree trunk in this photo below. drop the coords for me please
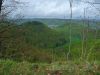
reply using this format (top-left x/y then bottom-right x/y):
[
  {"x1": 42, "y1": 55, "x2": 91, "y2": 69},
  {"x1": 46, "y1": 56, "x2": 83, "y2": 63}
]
[{"x1": 0, "y1": 0, "x2": 3, "y2": 13}]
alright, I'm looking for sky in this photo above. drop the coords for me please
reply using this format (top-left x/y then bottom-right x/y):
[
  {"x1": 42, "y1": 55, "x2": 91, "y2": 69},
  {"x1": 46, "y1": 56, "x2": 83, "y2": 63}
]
[{"x1": 5, "y1": 0, "x2": 100, "y2": 19}]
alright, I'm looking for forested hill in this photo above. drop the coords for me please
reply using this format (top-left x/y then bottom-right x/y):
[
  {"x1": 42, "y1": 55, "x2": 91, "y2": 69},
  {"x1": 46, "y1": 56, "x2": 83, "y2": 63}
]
[
  {"x1": 0, "y1": 21, "x2": 67, "y2": 62},
  {"x1": 0, "y1": 20, "x2": 99, "y2": 62}
]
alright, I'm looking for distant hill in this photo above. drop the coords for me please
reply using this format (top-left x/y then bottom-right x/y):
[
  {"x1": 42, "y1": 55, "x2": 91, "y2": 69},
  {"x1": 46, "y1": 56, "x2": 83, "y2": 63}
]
[
  {"x1": 13, "y1": 18, "x2": 100, "y2": 29},
  {"x1": 13, "y1": 18, "x2": 67, "y2": 27}
]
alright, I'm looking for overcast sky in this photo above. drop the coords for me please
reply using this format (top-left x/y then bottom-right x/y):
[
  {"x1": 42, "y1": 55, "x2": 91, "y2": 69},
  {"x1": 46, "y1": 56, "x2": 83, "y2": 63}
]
[{"x1": 5, "y1": 0, "x2": 100, "y2": 19}]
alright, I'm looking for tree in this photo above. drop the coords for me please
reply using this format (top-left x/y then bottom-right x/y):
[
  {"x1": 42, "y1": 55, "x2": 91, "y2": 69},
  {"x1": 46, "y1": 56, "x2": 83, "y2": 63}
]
[
  {"x1": 0, "y1": 0, "x2": 21, "y2": 56},
  {"x1": 0, "y1": 0, "x2": 3, "y2": 13},
  {"x1": 0, "y1": 0, "x2": 22, "y2": 20},
  {"x1": 67, "y1": 0, "x2": 73, "y2": 61}
]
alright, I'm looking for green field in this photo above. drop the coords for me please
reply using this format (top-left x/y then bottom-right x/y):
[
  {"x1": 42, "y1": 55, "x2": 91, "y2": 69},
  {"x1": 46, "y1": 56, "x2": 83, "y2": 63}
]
[{"x1": 0, "y1": 19, "x2": 100, "y2": 75}]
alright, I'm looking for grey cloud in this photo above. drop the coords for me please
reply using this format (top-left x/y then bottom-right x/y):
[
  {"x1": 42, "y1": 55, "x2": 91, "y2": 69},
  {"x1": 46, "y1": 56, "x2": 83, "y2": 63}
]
[
  {"x1": 5, "y1": 0, "x2": 100, "y2": 19},
  {"x1": 95, "y1": 0, "x2": 100, "y2": 2}
]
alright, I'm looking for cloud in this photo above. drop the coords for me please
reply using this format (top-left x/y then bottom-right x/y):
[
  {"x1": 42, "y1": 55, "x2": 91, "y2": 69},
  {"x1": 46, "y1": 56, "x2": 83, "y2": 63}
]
[{"x1": 5, "y1": 0, "x2": 100, "y2": 19}]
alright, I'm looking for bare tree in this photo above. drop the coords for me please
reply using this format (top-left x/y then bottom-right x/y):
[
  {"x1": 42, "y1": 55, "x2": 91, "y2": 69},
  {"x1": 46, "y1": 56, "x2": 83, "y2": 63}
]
[
  {"x1": 0, "y1": 0, "x2": 22, "y2": 20},
  {"x1": 67, "y1": 0, "x2": 73, "y2": 60}
]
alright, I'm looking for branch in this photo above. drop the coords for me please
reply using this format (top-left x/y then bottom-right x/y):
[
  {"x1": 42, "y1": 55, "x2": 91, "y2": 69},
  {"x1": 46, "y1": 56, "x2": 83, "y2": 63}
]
[{"x1": 80, "y1": 1, "x2": 100, "y2": 13}]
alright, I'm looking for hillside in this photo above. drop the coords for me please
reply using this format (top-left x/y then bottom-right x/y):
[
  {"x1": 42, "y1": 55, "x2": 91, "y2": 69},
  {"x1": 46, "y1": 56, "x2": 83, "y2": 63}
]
[
  {"x1": 54, "y1": 21, "x2": 100, "y2": 60},
  {"x1": 0, "y1": 21, "x2": 67, "y2": 62},
  {"x1": 0, "y1": 20, "x2": 100, "y2": 62}
]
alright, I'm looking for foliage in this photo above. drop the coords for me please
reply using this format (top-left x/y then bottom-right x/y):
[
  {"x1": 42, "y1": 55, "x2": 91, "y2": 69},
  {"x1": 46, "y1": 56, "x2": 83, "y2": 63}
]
[
  {"x1": 0, "y1": 19, "x2": 100, "y2": 63},
  {"x1": 0, "y1": 59, "x2": 100, "y2": 75}
]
